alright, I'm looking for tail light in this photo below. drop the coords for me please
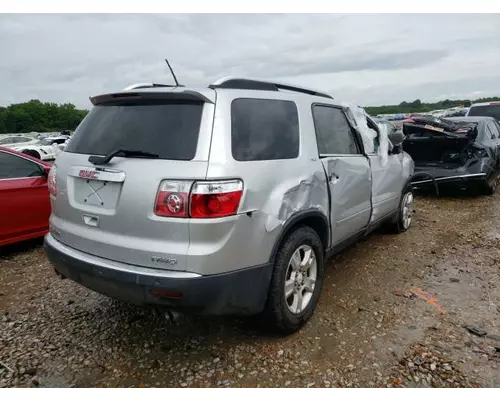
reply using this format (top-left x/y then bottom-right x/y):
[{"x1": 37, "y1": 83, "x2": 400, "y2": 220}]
[
  {"x1": 190, "y1": 180, "x2": 243, "y2": 218},
  {"x1": 154, "y1": 179, "x2": 243, "y2": 219},
  {"x1": 154, "y1": 181, "x2": 192, "y2": 217},
  {"x1": 48, "y1": 166, "x2": 57, "y2": 196}
]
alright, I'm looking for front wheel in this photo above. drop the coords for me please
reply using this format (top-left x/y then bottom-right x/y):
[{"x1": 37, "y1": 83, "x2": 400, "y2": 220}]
[
  {"x1": 264, "y1": 226, "x2": 324, "y2": 334},
  {"x1": 387, "y1": 185, "x2": 414, "y2": 233}
]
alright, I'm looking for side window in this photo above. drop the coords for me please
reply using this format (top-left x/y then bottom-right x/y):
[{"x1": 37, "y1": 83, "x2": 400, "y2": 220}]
[
  {"x1": 0, "y1": 152, "x2": 44, "y2": 179},
  {"x1": 231, "y1": 98, "x2": 299, "y2": 161},
  {"x1": 487, "y1": 122, "x2": 499, "y2": 139},
  {"x1": 312, "y1": 106, "x2": 360, "y2": 155}
]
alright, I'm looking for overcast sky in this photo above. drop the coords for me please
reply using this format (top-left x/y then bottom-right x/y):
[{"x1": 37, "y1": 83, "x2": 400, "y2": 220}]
[{"x1": 1, "y1": 13, "x2": 500, "y2": 109}]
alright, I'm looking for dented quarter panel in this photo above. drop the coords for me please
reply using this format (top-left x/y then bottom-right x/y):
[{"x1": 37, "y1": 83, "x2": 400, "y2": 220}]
[
  {"x1": 200, "y1": 90, "x2": 329, "y2": 274},
  {"x1": 195, "y1": 96, "x2": 415, "y2": 274}
]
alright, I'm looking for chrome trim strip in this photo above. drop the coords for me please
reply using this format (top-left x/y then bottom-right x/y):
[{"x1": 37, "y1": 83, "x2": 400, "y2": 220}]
[{"x1": 412, "y1": 173, "x2": 487, "y2": 185}]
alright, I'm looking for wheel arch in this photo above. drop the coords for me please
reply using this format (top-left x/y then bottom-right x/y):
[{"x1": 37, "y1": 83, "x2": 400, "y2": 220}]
[{"x1": 268, "y1": 210, "x2": 329, "y2": 265}]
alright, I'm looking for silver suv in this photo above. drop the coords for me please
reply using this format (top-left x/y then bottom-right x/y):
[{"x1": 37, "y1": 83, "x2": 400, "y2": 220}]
[{"x1": 44, "y1": 78, "x2": 415, "y2": 333}]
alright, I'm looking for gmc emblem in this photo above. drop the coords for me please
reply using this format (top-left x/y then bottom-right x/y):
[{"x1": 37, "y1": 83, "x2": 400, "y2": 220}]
[{"x1": 79, "y1": 170, "x2": 99, "y2": 179}]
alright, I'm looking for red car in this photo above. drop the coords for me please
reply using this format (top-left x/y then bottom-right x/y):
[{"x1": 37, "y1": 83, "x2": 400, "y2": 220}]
[{"x1": 0, "y1": 146, "x2": 52, "y2": 246}]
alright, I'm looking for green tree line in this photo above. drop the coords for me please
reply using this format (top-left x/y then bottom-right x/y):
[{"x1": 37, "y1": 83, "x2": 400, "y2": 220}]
[
  {"x1": 0, "y1": 100, "x2": 88, "y2": 134},
  {"x1": 365, "y1": 96, "x2": 500, "y2": 116}
]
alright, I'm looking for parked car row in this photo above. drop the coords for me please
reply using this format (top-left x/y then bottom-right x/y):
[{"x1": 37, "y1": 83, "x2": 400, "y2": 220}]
[
  {"x1": 377, "y1": 106, "x2": 470, "y2": 121},
  {"x1": 1, "y1": 78, "x2": 416, "y2": 333},
  {"x1": 0, "y1": 130, "x2": 72, "y2": 161},
  {"x1": 378, "y1": 101, "x2": 500, "y2": 123},
  {"x1": 2, "y1": 78, "x2": 499, "y2": 335}
]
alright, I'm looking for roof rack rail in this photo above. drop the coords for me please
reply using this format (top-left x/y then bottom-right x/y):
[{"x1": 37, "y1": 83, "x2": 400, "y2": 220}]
[
  {"x1": 123, "y1": 82, "x2": 184, "y2": 91},
  {"x1": 209, "y1": 77, "x2": 333, "y2": 99}
]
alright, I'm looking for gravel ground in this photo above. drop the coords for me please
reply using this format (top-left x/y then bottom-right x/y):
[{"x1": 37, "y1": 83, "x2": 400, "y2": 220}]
[{"x1": 1, "y1": 190, "x2": 500, "y2": 387}]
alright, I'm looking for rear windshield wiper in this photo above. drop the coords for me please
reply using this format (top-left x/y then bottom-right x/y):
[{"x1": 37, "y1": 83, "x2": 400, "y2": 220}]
[{"x1": 88, "y1": 149, "x2": 159, "y2": 165}]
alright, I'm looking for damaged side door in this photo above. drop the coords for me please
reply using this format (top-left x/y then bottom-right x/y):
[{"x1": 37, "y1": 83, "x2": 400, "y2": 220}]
[
  {"x1": 365, "y1": 117, "x2": 404, "y2": 223},
  {"x1": 311, "y1": 105, "x2": 371, "y2": 246}
]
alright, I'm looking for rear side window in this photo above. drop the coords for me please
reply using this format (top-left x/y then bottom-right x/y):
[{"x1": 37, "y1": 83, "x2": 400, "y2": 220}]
[
  {"x1": 231, "y1": 98, "x2": 299, "y2": 161},
  {"x1": 65, "y1": 100, "x2": 204, "y2": 161},
  {"x1": 468, "y1": 105, "x2": 500, "y2": 121},
  {"x1": 312, "y1": 106, "x2": 360, "y2": 155},
  {"x1": 0, "y1": 152, "x2": 43, "y2": 179}
]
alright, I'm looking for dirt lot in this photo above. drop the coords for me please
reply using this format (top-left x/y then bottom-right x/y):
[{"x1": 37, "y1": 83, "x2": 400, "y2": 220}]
[{"x1": 1, "y1": 191, "x2": 500, "y2": 388}]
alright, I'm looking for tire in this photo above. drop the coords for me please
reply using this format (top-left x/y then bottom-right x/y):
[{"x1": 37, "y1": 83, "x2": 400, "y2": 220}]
[
  {"x1": 264, "y1": 226, "x2": 324, "y2": 334},
  {"x1": 23, "y1": 150, "x2": 40, "y2": 159},
  {"x1": 387, "y1": 184, "x2": 414, "y2": 234},
  {"x1": 482, "y1": 178, "x2": 497, "y2": 196}
]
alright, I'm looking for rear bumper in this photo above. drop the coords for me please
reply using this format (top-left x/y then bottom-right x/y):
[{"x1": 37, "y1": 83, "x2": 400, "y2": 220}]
[
  {"x1": 411, "y1": 159, "x2": 497, "y2": 188},
  {"x1": 410, "y1": 162, "x2": 494, "y2": 189},
  {"x1": 44, "y1": 233, "x2": 273, "y2": 316}
]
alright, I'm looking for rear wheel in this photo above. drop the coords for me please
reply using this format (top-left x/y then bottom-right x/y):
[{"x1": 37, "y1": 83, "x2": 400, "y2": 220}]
[
  {"x1": 23, "y1": 150, "x2": 40, "y2": 159},
  {"x1": 264, "y1": 226, "x2": 324, "y2": 334},
  {"x1": 387, "y1": 185, "x2": 414, "y2": 233}
]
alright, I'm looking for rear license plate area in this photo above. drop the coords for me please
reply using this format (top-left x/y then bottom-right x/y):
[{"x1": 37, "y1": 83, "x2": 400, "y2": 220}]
[{"x1": 73, "y1": 178, "x2": 122, "y2": 210}]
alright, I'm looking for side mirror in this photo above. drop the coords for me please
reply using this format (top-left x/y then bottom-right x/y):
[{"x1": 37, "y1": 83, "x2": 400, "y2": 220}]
[{"x1": 388, "y1": 129, "x2": 405, "y2": 146}]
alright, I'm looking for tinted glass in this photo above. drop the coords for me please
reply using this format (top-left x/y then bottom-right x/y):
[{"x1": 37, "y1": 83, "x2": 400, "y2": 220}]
[
  {"x1": 65, "y1": 100, "x2": 204, "y2": 161},
  {"x1": 0, "y1": 152, "x2": 43, "y2": 179},
  {"x1": 231, "y1": 99, "x2": 299, "y2": 161},
  {"x1": 312, "y1": 106, "x2": 359, "y2": 155},
  {"x1": 487, "y1": 122, "x2": 499, "y2": 138},
  {"x1": 468, "y1": 105, "x2": 500, "y2": 121}
]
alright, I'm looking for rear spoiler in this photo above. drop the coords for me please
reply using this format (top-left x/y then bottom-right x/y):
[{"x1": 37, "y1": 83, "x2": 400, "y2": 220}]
[{"x1": 90, "y1": 89, "x2": 215, "y2": 106}]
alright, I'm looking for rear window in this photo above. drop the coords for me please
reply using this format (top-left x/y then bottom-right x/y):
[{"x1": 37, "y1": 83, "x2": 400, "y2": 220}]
[
  {"x1": 65, "y1": 99, "x2": 204, "y2": 161},
  {"x1": 231, "y1": 98, "x2": 299, "y2": 161},
  {"x1": 468, "y1": 105, "x2": 500, "y2": 121}
]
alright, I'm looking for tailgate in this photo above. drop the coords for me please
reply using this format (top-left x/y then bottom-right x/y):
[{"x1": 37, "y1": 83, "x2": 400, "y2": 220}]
[{"x1": 50, "y1": 95, "x2": 214, "y2": 271}]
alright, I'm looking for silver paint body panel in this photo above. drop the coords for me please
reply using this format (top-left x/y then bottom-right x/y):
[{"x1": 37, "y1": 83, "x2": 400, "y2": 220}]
[{"x1": 49, "y1": 84, "x2": 414, "y2": 278}]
